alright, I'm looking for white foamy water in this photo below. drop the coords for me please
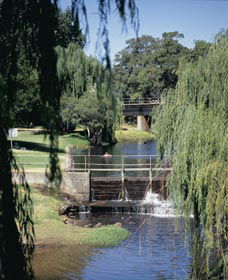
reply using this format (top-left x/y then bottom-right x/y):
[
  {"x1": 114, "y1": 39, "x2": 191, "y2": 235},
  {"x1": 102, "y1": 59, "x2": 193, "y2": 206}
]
[{"x1": 142, "y1": 191, "x2": 175, "y2": 217}]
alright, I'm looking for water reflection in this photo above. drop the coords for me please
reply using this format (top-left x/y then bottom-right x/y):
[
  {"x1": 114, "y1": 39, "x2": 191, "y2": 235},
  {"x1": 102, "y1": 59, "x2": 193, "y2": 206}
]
[
  {"x1": 33, "y1": 245, "x2": 94, "y2": 280},
  {"x1": 72, "y1": 141, "x2": 158, "y2": 177},
  {"x1": 79, "y1": 215, "x2": 191, "y2": 280},
  {"x1": 34, "y1": 215, "x2": 191, "y2": 280}
]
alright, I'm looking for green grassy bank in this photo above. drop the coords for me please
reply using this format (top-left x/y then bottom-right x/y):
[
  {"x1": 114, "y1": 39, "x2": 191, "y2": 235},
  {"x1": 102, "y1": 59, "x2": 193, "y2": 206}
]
[
  {"x1": 11, "y1": 125, "x2": 154, "y2": 170},
  {"x1": 11, "y1": 130, "x2": 89, "y2": 170},
  {"x1": 115, "y1": 124, "x2": 155, "y2": 142},
  {"x1": 33, "y1": 188, "x2": 130, "y2": 247},
  {"x1": 13, "y1": 130, "x2": 89, "y2": 153}
]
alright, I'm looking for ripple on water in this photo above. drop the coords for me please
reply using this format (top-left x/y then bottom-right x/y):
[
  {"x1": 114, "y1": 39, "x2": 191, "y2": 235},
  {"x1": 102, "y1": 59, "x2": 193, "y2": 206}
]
[{"x1": 34, "y1": 214, "x2": 192, "y2": 280}]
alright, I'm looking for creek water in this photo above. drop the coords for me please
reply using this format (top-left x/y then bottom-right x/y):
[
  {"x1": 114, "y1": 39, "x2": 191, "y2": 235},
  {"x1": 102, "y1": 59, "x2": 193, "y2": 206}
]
[
  {"x1": 34, "y1": 141, "x2": 192, "y2": 279},
  {"x1": 34, "y1": 214, "x2": 192, "y2": 280},
  {"x1": 71, "y1": 140, "x2": 158, "y2": 177}
]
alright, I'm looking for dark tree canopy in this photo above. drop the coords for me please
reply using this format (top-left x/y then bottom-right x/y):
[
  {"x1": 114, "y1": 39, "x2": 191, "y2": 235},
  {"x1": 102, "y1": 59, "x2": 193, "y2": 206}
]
[
  {"x1": 113, "y1": 32, "x2": 189, "y2": 100},
  {"x1": 187, "y1": 40, "x2": 212, "y2": 63},
  {"x1": 55, "y1": 8, "x2": 85, "y2": 48}
]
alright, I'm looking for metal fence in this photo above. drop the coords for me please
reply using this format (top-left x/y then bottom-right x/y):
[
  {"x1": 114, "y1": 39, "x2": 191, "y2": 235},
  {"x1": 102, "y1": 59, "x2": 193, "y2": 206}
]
[{"x1": 65, "y1": 154, "x2": 171, "y2": 172}]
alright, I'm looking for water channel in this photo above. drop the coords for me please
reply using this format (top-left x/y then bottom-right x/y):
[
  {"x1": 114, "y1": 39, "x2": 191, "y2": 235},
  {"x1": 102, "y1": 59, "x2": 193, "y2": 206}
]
[{"x1": 34, "y1": 140, "x2": 193, "y2": 279}]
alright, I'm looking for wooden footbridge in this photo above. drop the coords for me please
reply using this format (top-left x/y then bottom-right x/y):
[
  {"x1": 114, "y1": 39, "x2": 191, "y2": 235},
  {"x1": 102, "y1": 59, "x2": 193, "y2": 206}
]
[{"x1": 65, "y1": 154, "x2": 172, "y2": 200}]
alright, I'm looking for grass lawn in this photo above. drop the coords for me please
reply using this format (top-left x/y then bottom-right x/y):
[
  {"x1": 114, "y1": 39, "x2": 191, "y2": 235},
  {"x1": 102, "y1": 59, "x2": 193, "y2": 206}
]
[
  {"x1": 11, "y1": 130, "x2": 89, "y2": 170},
  {"x1": 115, "y1": 123, "x2": 155, "y2": 142},
  {"x1": 33, "y1": 188, "x2": 130, "y2": 247},
  {"x1": 12, "y1": 130, "x2": 89, "y2": 153},
  {"x1": 11, "y1": 125, "x2": 154, "y2": 170}
]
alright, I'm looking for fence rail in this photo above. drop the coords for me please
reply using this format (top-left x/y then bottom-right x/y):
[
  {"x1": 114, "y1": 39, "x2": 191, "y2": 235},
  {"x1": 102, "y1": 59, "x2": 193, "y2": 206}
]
[
  {"x1": 66, "y1": 154, "x2": 170, "y2": 173},
  {"x1": 13, "y1": 154, "x2": 171, "y2": 175},
  {"x1": 121, "y1": 98, "x2": 160, "y2": 105}
]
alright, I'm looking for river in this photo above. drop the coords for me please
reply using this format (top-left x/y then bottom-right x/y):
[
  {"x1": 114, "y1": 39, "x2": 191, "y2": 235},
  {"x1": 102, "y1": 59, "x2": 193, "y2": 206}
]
[{"x1": 34, "y1": 140, "x2": 192, "y2": 279}]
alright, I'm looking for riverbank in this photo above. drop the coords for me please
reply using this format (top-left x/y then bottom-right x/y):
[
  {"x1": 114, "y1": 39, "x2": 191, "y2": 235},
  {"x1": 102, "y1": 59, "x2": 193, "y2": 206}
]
[
  {"x1": 11, "y1": 127, "x2": 155, "y2": 171},
  {"x1": 33, "y1": 187, "x2": 130, "y2": 248},
  {"x1": 115, "y1": 124, "x2": 154, "y2": 142},
  {"x1": 13, "y1": 130, "x2": 89, "y2": 152},
  {"x1": 11, "y1": 130, "x2": 89, "y2": 170}
]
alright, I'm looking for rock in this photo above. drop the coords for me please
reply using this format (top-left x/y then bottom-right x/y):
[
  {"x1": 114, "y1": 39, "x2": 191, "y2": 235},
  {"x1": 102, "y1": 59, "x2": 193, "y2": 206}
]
[
  {"x1": 94, "y1": 223, "x2": 102, "y2": 228},
  {"x1": 58, "y1": 202, "x2": 71, "y2": 215},
  {"x1": 114, "y1": 222, "x2": 123, "y2": 228},
  {"x1": 58, "y1": 202, "x2": 79, "y2": 216}
]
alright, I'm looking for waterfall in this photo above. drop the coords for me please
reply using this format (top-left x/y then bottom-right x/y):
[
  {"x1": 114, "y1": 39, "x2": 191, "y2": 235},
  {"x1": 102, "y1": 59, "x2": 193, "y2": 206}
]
[
  {"x1": 118, "y1": 188, "x2": 129, "y2": 201},
  {"x1": 142, "y1": 190, "x2": 175, "y2": 217}
]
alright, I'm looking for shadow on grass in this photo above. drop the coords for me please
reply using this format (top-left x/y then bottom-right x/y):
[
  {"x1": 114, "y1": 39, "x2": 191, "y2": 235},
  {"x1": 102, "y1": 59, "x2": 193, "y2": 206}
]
[
  {"x1": 11, "y1": 140, "x2": 65, "y2": 153},
  {"x1": 60, "y1": 132, "x2": 88, "y2": 139}
]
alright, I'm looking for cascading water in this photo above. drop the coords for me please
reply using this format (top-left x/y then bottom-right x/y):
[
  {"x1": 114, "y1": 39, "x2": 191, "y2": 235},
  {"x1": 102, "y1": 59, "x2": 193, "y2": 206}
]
[
  {"x1": 118, "y1": 188, "x2": 129, "y2": 201},
  {"x1": 91, "y1": 188, "x2": 96, "y2": 201},
  {"x1": 142, "y1": 190, "x2": 175, "y2": 216},
  {"x1": 78, "y1": 205, "x2": 91, "y2": 219}
]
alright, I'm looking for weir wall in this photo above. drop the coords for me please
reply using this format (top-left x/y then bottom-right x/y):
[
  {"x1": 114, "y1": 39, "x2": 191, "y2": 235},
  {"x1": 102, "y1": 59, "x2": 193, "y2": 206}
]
[
  {"x1": 91, "y1": 177, "x2": 167, "y2": 200},
  {"x1": 13, "y1": 171, "x2": 90, "y2": 202},
  {"x1": 13, "y1": 172, "x2": 168, "y2": 202}
]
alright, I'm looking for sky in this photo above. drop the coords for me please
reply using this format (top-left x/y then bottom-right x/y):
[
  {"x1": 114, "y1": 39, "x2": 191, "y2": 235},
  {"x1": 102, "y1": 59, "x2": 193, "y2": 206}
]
[{"x1": 59, "y1": 0, "x2": 228, "y2": 60}]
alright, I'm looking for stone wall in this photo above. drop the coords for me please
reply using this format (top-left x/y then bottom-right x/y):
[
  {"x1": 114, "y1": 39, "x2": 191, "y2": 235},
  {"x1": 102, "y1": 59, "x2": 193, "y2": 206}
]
[{"x1": 13, "y1": 171, "x2": 90, "y2": 202}]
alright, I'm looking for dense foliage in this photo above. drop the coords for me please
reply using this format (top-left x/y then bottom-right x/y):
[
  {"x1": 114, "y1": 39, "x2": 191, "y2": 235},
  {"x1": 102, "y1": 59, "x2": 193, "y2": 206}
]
[
  {"x1": 113, "y1": 32, "x2": 211, "y2": 101},
  {"x1": 113, "y1": 32, "x2": 189, "y2": 99},
  {"x1": 57, "y1": 43, "x2": 117, "y2": 144},
  {"x1": 0, "y1": 1, "x2": 138, "y2": 279},
  {"x1": 155, "y1": 32, "x2": 228, "y2": 279}
]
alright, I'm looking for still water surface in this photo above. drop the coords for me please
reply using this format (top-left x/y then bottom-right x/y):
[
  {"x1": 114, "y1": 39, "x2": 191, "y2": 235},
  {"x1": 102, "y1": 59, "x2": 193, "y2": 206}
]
[{"x1": 73, "y1": 140, "x2": 158, "y2": 177}]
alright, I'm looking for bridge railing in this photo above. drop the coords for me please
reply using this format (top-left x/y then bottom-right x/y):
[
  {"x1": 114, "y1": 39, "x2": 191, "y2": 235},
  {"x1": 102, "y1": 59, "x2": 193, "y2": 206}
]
[
  {"x1": 121, "y1": 98, "x2": 160, "y2": 105},
  {"x1": 65, "y1": 154, "x2": 171, "y2": 173}
]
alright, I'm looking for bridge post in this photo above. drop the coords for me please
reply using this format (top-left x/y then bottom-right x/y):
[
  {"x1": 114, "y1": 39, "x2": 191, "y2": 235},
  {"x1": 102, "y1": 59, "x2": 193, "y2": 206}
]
[{"x1": 137, "y1": 115, "x2": 150, "y2": 132}]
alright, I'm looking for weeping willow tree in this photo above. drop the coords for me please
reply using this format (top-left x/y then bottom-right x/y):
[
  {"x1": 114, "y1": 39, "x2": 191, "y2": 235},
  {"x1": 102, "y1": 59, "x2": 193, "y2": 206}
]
[
  {"x1": 57, "y1": 43, "x2": 118, "y2": 144},
  {"x1": 155, "y1": 31, "x2": 228, "y2": 279},
  {"x1": 0, "y1": 1, "x2": 138, "y2": 279}
]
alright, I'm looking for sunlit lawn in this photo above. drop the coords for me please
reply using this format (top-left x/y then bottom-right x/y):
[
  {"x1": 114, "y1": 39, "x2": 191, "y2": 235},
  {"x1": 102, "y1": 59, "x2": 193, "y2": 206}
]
[
  {"x1": 115, "y1": 123, "x2": 155, "y2": 142},
  {"x1": 10, "y1": 130, "x2": 89, "y2": 170}
]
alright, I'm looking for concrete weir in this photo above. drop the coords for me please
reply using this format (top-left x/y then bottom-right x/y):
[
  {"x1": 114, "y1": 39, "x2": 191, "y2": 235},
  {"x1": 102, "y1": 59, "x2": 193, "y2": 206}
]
[
  {"x1": 13, "y1": 171, "x2": 90, "y2": 202},
  {"x1": 13, "y1": 171, "x2": 168, "y2": 203},
  {"x1": 91, "y1": 176, "x2": 168, "y2": 201}
]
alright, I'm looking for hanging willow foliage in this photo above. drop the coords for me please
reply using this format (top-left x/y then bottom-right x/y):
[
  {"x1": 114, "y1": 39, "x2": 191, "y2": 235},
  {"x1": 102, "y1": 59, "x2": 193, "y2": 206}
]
[
  {"x1": 0, "y1": 1, "x2": 138, "y2": 279},
  {"x1": 57, "y1": 43, "x2": 118, "y2": 144},
  {"x1": 155, "y1": 31, "x2": 228, "y2": 279}
]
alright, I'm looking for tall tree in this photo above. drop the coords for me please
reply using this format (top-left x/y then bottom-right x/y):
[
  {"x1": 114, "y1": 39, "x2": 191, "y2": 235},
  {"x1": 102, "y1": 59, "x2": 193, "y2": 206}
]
[
  {"x1": 187, "y1": 40, "x2": 212, "y2": 63},
  {"x1": 154, "y1": 31, "x2": 228, "y2": 279},
  {"x1": 113, "y1": 32, "x2": 189, "y2": 100},
  {"x1": 0, "y1": 1, "x2": 138, "y2": 279},
  {"x1": 154, "y1": 31, "x2": 189, "y2": 91},
  {"x1": 55, "y1": 8, "x2": 85, "y2": 48},
  {"x1": 57, "y1": 43, "x2": 117, "y2": 144}
]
